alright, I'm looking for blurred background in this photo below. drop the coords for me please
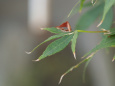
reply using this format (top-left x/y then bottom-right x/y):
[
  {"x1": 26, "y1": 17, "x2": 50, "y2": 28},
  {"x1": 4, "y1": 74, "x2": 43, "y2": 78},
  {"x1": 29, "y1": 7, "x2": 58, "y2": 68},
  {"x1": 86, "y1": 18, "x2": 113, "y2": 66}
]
[{"x1": 0, "y1": 0, "x2": 115, "y2": 86}]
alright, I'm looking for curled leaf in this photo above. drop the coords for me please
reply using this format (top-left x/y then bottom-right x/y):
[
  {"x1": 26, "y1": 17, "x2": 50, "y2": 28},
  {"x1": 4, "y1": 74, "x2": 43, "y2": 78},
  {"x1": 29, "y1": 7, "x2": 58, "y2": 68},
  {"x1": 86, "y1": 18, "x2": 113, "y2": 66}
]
[{"x1": 56, "y1": 21, "x2": 72, "y2": 32}]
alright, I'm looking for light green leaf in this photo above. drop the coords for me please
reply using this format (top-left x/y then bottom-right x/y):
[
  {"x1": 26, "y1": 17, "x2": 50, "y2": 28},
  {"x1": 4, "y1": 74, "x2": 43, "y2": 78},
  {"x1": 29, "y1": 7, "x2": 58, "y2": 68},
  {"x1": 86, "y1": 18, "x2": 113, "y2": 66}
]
[
  {"x1": 67, "y1": 1, "x2": 92, "y2": 18},
  {"x1": 59, "y1": 53, "x2": 94, "y2": 84},
  {"x1": 82, "y1": 51, "x2": 97, "y2": 82},
  {"x1": 83, "y1": 35, "x2": 115, "y2": 58},
  {"x1": 79, "y1": 0, "x2": 86, "y2": 12},
  {"x1": 26, "y1": 33, "x2": 68, "y2": 54},
  {"x1": 71, "y1": 31, "x2": 78, "y2": 59},
  {"x1": 100, "y1": 8, "x2": 113, "y2": 30},
  {"x1": 42, "y1": 27, "x2": 64, "y2": 34},
  {"x1": 75, "y1": 3, "x2": 104, "y2": 30},
  {"x1": 67, "y1": 0, "x2": 80, "y2": 18},
  {"x1": 102, "y1": 0, "x2": 115, "y2": 22},
  {"x1": 83, "y1": 57, "x2": 92, "y2": 83},
  {"x1": 35, "y1": 34, "x2": 74, "y2": 61}
]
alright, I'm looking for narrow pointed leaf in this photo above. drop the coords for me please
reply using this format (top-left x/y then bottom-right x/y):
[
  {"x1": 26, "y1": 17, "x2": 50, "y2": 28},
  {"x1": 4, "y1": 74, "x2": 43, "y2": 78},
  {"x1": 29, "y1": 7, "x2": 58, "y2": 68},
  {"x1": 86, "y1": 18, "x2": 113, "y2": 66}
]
[
  {"x1": 67, "y1": 1, "x2": 92, "y2": 18},
  {"x1": 101, "y1": 0, "x2": 115, "y2": 23},
  {"x1": 79, "y1": 0, "x2": 86, "y2": 12},
  {"x1": 83, "y1": 35, "x2": 115, "y2": 58},
  {"x1": 26, "y1": 33, "x2": 68, "y2": 54},
  {"x1": 42, "y1": 27, "x2": 64, "y2": 34},
  {"x1": 83, "y1": 57, "x2": 92, "y2": 83},
  {"x1": 37, "y1": 34, "x2": 74, "y2": 61},
  {"x1": 82, "y1": 51, "x2": 97, "y2": 82},
  {"x1": 100, "y1": 8, "x2": 113, "y2": 30},
  {"x1": 75, "y1": 3, "x2": 104, "y2": 30},
  {"x1": 71, "y1": 31, "x2": 78, "y2": 59},
  {"x1": 59, "y1": 55, "x2": 92, "y2": 84},
  {"x1": 67, "y1": 0, "x2": 80, "y2": 18}
]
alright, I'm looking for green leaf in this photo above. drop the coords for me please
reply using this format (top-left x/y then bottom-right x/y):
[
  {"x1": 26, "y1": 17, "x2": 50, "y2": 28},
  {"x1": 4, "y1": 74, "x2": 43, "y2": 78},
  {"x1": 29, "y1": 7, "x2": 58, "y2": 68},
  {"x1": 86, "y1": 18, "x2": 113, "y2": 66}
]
[
  {"x1": 82, "y1": 51, "x2": 97, "y2": 82},
  {"x1": 112, "y1": 55, "x2": 115, "y2": 62},
  {"x1": 83, "y1": 57, "x2": 92, "y2": 83},
  {"x1": 42, "y1": 27, "x2": 64, "y2": 34},
  {"x1": 102, "y1": 0, "x2": 115, "y2": 22},
  {"x1": 67, "y1": 0, "x2": 80, "y2": 18},
  {"x1": 67, "y1": 1, "x2": 92, "y2": 18},
  {"x1": 59, "y1": 52, "x2": 96, "y2": 84},
  {"x1": 79, "y1": 0, "x2": 86, "y2": 12},
  {"x1": 71, "y1": 31, "x2": 78, "y2": 59},
  {"x1": 75, "y1": 3, "x2": 104, "y2": 30},
  {"x1": 83, "y1": 35, "x2": 115, "y2": 58},
  {"x1": 109, "y1": 28, "x2": 115, "y2": 36},
  {"x1": 26, "y1": 33, "x2": 68, "y2": 54},
  {"x1": 35, "y1": 34, "x2": 74, "y2": 61},
  {"x1": 100, "y1": 8, "x2": 113, "y2": 30}
]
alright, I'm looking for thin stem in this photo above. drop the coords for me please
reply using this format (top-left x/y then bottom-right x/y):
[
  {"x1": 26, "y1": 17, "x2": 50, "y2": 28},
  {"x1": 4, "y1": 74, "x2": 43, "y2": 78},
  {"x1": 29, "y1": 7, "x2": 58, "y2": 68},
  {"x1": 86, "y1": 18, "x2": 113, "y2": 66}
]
[{"x1": 77, "y1": 30, "x2": 107, "y2": 33}]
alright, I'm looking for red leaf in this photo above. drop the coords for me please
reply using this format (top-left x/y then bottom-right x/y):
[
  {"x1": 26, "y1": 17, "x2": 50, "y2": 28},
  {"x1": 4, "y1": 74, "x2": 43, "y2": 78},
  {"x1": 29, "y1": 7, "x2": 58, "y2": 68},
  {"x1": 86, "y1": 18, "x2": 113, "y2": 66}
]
[{"x1": 56, "y1": 21, "x2": 72, "y2": 32}]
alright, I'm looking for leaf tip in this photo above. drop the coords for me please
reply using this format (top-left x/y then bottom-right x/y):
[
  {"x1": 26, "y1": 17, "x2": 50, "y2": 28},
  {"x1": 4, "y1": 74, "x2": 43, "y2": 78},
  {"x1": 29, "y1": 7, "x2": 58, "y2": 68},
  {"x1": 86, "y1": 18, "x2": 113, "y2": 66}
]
[
  {"x1": 73, "y1": 52, "x2": 77, "y2": 60},
  {"x1": 112, "y1": 58, "x2": 115, "y2": 62},
  {"x1": 40, "y1": 28, "x2": 44, "y2": 30},
  {"x1": 97, "y1": 20, "x2": 103, "y2": 27},
  {"x1": 101, "y1": 29, "x2": 111, "y2": 35},
  {"x1": 25, "y1": 51, "x2": 32, "y2": 54},
  {"x1": 79, "y1": 10, "x2": 82, "y2": 13},
  {"x1": 32, "y1": 59, "x2": 40, "y2": 62},
  {"x1": 58, "y1": 74, "x2": 65, "y2": 84},
  {"x1": 91, "y1": 0, "x2": 97, "y2": 6}
]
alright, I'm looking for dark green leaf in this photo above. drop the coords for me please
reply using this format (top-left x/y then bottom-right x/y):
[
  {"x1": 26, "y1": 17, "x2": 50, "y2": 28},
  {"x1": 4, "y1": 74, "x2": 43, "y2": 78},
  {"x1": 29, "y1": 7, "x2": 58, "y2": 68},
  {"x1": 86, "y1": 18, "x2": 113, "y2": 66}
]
[{"x1": 36, "y1": 34, "x2": 74, "y2": 61}]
